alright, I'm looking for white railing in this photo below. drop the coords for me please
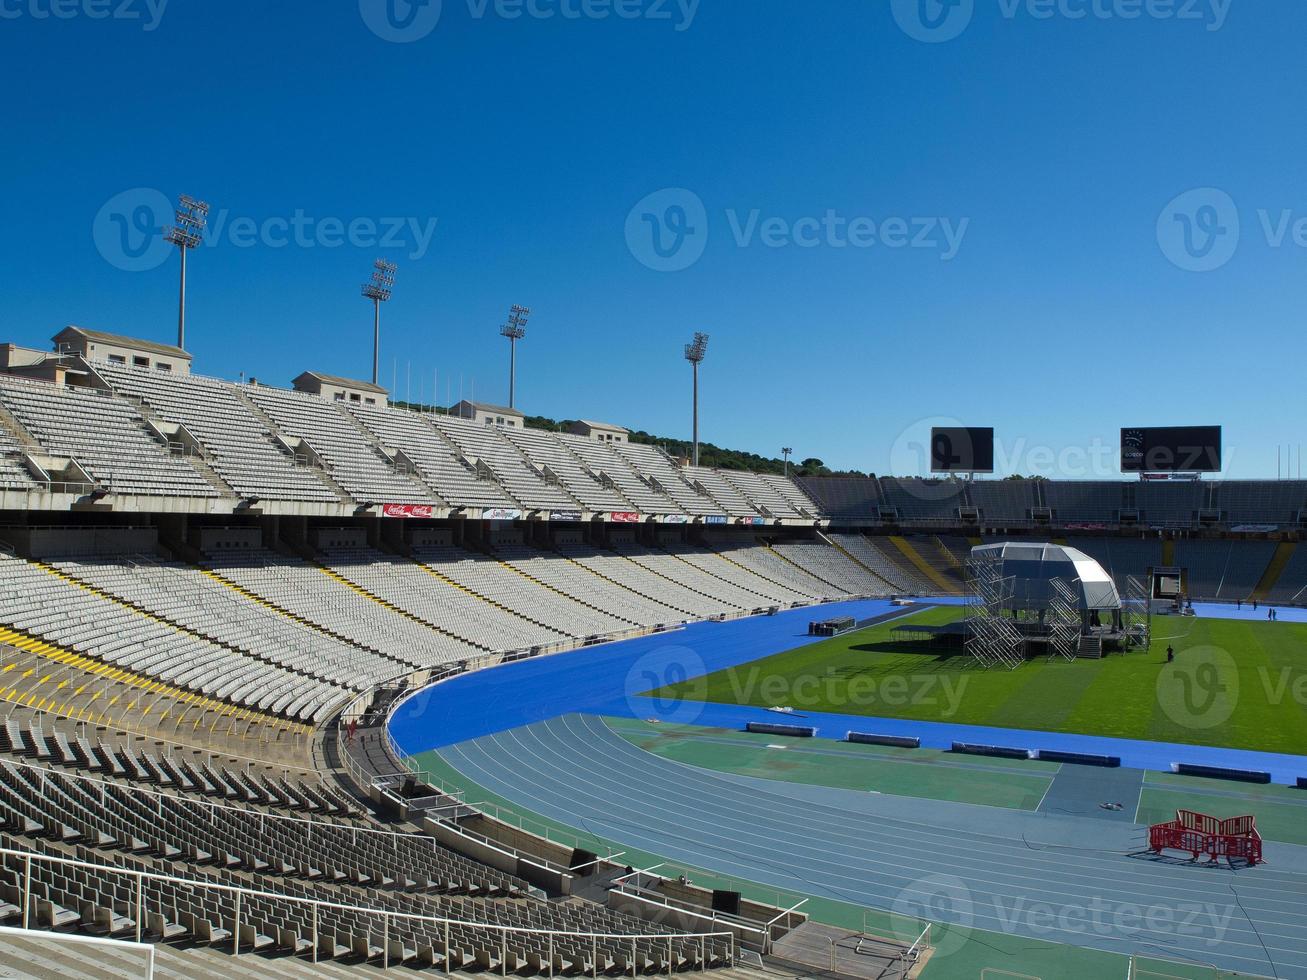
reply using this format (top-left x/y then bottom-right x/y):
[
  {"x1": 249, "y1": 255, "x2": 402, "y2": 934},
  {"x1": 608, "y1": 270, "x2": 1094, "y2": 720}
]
[
  {"x1": 0, "y1": 923, "x2": 154, "y2": 977},
  {"x1": 0, "y1": 846, "x2": 734, "y2": 973}
]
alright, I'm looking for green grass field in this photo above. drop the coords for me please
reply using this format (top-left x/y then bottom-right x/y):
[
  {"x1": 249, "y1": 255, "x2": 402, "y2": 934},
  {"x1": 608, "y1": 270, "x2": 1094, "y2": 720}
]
[{"x1": 652, "y1": 607, "x2": 1307, "y2": 754}]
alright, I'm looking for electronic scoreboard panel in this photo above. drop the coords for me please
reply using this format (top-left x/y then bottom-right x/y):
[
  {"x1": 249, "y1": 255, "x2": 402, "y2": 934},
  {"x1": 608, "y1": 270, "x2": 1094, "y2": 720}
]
[
  {"x1": 930, "y1": 427, "x2": 995, "y2": 473},
  {"x1": 1121, "y1": 426, "x2": 1222, "y2": 473}
]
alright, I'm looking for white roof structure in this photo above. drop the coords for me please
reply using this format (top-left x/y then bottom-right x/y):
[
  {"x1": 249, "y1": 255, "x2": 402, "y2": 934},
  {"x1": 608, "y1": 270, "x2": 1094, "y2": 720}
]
[{"x1": 971, "y1": 541, "x2": 1120, "y2": 611}]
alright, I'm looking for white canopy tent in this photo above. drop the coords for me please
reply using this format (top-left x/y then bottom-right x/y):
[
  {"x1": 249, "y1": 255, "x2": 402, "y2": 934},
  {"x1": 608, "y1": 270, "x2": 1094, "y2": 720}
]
[{"x1": 970, "y1": 541, "x2": 1121, "y2": 612}]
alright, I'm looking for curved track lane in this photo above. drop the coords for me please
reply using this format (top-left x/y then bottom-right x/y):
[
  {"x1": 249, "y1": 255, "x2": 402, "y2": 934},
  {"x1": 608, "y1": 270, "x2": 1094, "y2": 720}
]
[{"x1": 438, "y1": 714, "x2": 1307, "y2": 978}]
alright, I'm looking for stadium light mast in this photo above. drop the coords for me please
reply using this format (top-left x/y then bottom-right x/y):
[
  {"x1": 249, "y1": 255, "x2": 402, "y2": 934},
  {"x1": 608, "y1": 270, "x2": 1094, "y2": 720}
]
[
  {"x1": 782, "y1": 447, "x2": 793, "y2": 477},
  {"x1": 499, "y1": 305, "x2": 530, "y2": 410},
  {"x1": 164, "y1": 194, "x2": 210, "y2": 350},
  {"x1": 683, "y1": 332, "x2": 709, "y2": 467},
  {"x1": 361, "y1": 259, "x2": 397, "y2": 386}
]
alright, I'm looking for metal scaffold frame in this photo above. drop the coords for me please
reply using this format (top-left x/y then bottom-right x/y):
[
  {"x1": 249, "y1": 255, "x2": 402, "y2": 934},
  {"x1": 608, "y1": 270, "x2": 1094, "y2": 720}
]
[
  {"x1": 1123, "y1": 574, "x2": 1150, "y2": 649},
  {"x1": 964, "y1": 553, "x2": 1024, "y2": 670},
  {"x1": 1047, "y1": 576, "x2": 1081, "y2": 661}
]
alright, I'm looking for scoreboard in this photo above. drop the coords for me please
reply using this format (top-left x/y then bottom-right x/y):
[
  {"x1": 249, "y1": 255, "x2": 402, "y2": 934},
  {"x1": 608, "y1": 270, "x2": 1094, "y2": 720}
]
[
  {"x1": 930, "y1": 427, "x2": 995, "y2": 473},
  {"x1": 1121, "y1": 426, "x2": 1222, "y2": 473}
]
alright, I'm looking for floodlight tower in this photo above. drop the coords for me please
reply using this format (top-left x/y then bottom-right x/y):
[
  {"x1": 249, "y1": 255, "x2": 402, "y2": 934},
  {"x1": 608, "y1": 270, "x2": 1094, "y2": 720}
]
[
  {"x1": 782, "y1": 447, "x2": 793, "y2": 477},
  {"x1": 362, "y1": 259, "x2": 397, "y2": 386},
  {"x1": 165, "y1": 194, "x2": 210, "y2": 350},
  {"x1": 683, "y1": 332, "x2": 709, "y2": 467},
  {"x1": 500, "y1": 305, "x2": 530, "y2": 410}
]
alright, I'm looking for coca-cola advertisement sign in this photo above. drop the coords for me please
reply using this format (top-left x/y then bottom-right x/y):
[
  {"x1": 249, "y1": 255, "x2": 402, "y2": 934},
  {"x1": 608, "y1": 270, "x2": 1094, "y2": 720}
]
[
  {"x1": 610, "y1": 512, "x2": 641, "y2": 523},
  {"x1": 382, "y1": 504, "x2": 436, "y2": 519}
]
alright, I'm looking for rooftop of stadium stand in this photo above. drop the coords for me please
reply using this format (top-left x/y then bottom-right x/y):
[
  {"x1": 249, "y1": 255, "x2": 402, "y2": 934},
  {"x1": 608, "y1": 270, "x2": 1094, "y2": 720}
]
[
  {"x1": 293, "y1": 371, "x2": 388, "y2": 394},
  {"x1": 53, "y1": 326, "x2": 189, "y2": 360}
]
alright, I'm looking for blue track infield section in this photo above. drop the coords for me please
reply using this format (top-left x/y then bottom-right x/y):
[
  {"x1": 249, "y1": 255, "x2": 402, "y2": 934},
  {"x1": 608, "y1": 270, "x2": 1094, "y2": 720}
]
[
  {"x1": 389, "y1": 597, "x2": 1307, "y2": 785},
  {"x1": 389, "y1": 598, "x2": 913, "y2": 751},
  {"x1": 1190, "y1": 602, "x2": 1307, "y2": 623},
  {"x1": 434, "y1": 714, "x2": 1307, "y2": 978}
]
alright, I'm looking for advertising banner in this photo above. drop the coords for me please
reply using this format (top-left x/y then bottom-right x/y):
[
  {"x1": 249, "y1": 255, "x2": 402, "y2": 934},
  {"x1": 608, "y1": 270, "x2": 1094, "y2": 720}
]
[
  {"x1": 610, "y1": 512, "x2": 641, "y2": 523},
  {"x1": 381, "y1": 504, "x2": 436, "y2": 519},
  {"x1": 482, "y1": 508, "x2": 523, "y2": 521},
  {"x1": 549, "y1": 510, "x2": 583, "y2": 522},
  {"x1": 659, "y1": 514, "x2": 690, "y2": 524},
  {"x1": 705, "y1": 515, "x2": 728, "y2": 525}
]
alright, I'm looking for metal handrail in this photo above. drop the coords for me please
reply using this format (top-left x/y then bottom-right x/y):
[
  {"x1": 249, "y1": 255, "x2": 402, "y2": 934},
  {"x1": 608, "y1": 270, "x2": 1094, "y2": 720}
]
[{"x1": 0, "y1": 845, "x2": 736, "y2": 971}]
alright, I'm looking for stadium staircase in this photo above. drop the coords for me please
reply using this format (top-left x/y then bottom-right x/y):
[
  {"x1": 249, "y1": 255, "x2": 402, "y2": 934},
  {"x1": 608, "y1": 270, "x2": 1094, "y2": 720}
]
[
  {"x1": 887, "y1": 537, "x2": 960, "y2": 594},
  {"x1": 1252, "y1": 541, "x2": 1297, "y2": 602},
  {"x1": 127, "y1": 396, "x2": 237, "y2": 498}
]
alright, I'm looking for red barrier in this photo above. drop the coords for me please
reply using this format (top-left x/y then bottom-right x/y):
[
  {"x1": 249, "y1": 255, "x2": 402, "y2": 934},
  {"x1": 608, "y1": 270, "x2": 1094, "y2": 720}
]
[{"x1": 1148, "y1": 809, "x2": 1262, "y2": 866}]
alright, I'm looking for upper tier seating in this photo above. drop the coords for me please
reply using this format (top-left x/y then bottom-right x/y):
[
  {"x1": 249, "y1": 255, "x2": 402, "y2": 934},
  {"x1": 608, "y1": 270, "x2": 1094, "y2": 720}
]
[
  {"x1": 965, "y1": 480, "x2": 1033, "y2": 523},
  {"x1": 720, "y1": 470, "x2": 801, "y2": 518},
  {"x1": 557, "y1": 436, "x2": 681, "y2": 514},
  {"x1": 683, "y1": 467, "x2": 761, "y2": 518},
  {"x1": 95, "y1": 364, "x2": 339, "y2": 502},
  {"x1": 795, "y1": 476, "x2": 881, "y2": 520},
  {"x1": 429, "y1": 416, "x2": 578, "y2": 511},
  {"x1": 1043, "y1": 482, "x2": 1121, "y2": 524},
  {"x1": 0, "y1": 423, "x2": 38, "y2": 491},
  {"x1": 499, "y1": 427, "x2": 631, "y2": 512},
  {"x1": 348, "y1": 404, "x2": 516, "y2": 509},
  {"x1": 879, "y1": 478, "x2": 965, "y2": 522},
  {"x1": 243, "y1": 384, "x2": 433, "y2": 504},
  {"x1": 613, "y1": 444, "x2": 724, "y2": 516},
  {"x1": 0, "y1": 376, "x2": 217, "y2": 498}
]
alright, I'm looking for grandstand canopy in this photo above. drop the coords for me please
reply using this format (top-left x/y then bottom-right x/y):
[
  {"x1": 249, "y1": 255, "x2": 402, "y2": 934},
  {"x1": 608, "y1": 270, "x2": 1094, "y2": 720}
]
[{"x1": 971, "y1": 541, "x2": 1120, "y2": 611}]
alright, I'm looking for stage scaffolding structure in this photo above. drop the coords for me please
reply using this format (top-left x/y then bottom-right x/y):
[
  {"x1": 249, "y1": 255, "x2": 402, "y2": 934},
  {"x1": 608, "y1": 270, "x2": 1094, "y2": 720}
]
[
  {"x1": 964, "y1": 552, "x2": 1024, "y2": 670},
  {"x1": 1047, "y1": 577, "x2": 1081, "y2": 661},
  {"x1": 1123, "y1": 574, "x2": 1150, "y2": 649}
]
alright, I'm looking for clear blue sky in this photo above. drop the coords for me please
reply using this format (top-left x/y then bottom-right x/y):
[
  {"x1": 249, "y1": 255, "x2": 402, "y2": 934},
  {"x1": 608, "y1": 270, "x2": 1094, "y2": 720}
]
[{"x1": 2, "y1": 0, "x2": 1304, "y2": 478}]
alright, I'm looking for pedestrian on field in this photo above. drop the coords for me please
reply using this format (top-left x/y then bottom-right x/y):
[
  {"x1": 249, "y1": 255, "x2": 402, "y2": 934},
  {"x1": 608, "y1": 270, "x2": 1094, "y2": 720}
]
[
  {"x1": 348, "y1": 718, "x2": 358, "y2": 743},
  {"x1": 1166, "y1": 645, "x2": 1174, "y2": 663},
  {"x1": 1237, "y1": 599, "x2": 1242, "y2": 610}
]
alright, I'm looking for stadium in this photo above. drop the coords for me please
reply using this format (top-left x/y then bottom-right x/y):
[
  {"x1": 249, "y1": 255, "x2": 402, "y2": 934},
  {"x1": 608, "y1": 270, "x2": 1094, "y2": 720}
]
[{"x1": 0, "y1": 324, "x2": 1302, "y2": 979}]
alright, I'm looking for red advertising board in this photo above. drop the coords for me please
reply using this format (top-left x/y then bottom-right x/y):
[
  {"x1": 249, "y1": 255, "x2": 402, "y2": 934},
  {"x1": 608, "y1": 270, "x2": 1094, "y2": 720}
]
[
  {"x1": 381, "y1": 504, "x2": 436, "y2": 519},
  {"x1": 610, "y1": 512, "x2": 641, "y2": 523}
]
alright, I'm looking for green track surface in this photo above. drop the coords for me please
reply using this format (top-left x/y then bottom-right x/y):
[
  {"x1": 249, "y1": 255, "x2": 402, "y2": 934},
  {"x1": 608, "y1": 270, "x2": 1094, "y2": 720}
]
[
  {"x1": 606, "y1": 716, "x2": 1055, "y2": 810},
  {"x1": 406, "y1": 733, "x2": 1125, "y2": 980},
  {"x1": 1136, "y1": 771, "x2": 1307, "y2": 845},
  {"x1": 651, "y1": 607, "x2": 1307, "y2": 754}
]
